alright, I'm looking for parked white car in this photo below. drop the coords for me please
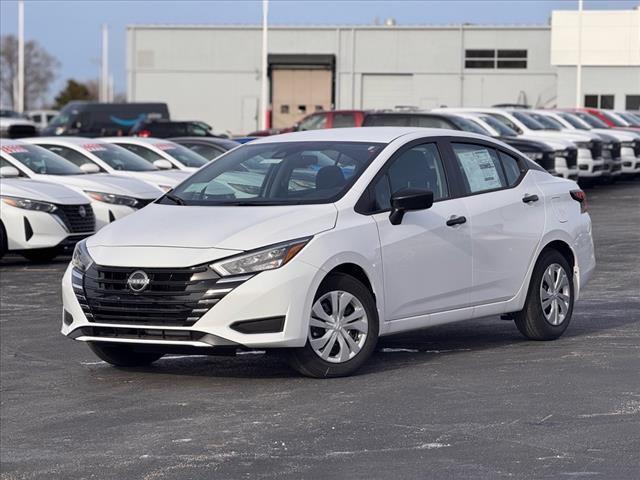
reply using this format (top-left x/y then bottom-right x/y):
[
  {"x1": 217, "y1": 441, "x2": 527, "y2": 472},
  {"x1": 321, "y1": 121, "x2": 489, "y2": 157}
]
[
  {"x1": 21, "y1": 137, "x2": 189, "y2": 191},
  {"x1": 442, "y1": 108, "x2": 606, "y2": 182},
  {"x1": 551, "y1": 110, "x2": 640, "y2": 176},
  {"x1": 1, "y1": 140, "x2": 163, "y2": 229},
  {"x1": 101, "y1": 137, "x2": 209, "y2": 172},
  {"x1": 0, "y1": 109, "x2": 38, "y2": 139},
  {"x1": 25, "y1": 109, "x2": 59, "y2": 130},
  {"x1": 453, "y1": 112, "x2": 579, "y2": 180},
  {"x1": 0, "y1": 176, "x2": 95, "y2": 261},
  {"x1": 62, "y1": 128, "x2": 595, "y2": 377}
]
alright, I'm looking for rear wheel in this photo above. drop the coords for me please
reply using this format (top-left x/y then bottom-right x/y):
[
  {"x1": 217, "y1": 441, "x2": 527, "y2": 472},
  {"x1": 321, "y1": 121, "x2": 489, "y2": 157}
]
[
  {"x1": 22, "y1": 249, "x2": 59, "y2": 262},
  {"x1": 89, "y1": 342, "x2": 164, "y2": 367},
  {"x1": 0, "y1": 222, "x2": 6, "y2": 260},
  {"x1": 514, "y1": 249, "x2": 574, "y2": 340},
  {"x1": 288, "y1": 273, "x2": 379, "y2": 378}
]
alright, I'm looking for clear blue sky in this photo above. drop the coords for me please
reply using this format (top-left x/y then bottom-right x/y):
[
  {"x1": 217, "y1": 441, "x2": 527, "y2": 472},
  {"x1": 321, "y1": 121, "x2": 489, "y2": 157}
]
[{"x1": 1, "y1": 0, "x2": 637, "y2": 103}]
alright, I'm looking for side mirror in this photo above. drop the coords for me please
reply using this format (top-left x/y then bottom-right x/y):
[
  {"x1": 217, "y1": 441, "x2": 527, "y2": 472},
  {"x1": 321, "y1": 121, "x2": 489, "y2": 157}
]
[
  {"x1": 80, "y1": 163, "x2": 100, "y2": 174},
  {"x1": 0, "y1": 166, "x2": 20, "y2": 178},
  {"x1": 389, "y1": 188, "x2": 434, "y2": 225},
  {"x1": 153, "y1": 159, "x2": 173, "y2": 170}
]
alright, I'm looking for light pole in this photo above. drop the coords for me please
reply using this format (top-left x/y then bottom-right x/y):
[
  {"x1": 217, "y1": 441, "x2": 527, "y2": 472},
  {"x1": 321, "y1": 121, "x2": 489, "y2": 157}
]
[
  {"x1": 101, "y1": 24, "x2": 109, "y2": 102},
  {"x1": 260, "y1": 0, "x2": 269, "y2": 130},
  {"x1": 575, "y1": 0, "x2": 583, "y2": 107},
  {"x1": 17, "y1": 0, "x2": 24, "y2": 112}
]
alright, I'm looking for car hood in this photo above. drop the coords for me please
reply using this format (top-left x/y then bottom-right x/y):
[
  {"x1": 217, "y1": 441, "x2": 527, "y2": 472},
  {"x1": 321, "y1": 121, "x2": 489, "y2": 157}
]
[
  {"x1": 33, "y1": 173, "x2": 162, "y2": 198},
  {"x1": 524, "y1": 130, "x2": 595, "y2": 143},
  {"x1": 87, "y1": 202, "x2": 338, "y2": 251},
  {"x1": 517, "y1": 134, "x2": 573, "y2": 150},
  {"x1": 0, "y1": 178, "x2": 89, "y2": 204},
  {"x1": 592, "y1": 129, "x2": 639, "y2": 141}
]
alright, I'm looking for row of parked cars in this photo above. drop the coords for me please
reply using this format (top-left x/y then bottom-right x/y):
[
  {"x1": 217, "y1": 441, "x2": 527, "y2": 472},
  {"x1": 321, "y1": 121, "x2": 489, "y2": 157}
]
[
  {"x1": 0, "y1": 135, "x2": 239, "y2": 261},
  {"x1": 250, "y1": 106, "x2": 640, "y2": 183}
]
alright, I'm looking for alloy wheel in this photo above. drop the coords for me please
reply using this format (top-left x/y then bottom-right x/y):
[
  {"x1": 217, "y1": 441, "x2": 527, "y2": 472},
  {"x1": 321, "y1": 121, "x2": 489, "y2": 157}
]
[
  {"x1": 540, "y1": 263, "x2": 571, "y2": 326},
  {"x1": 308, "y1": 290, "x2": 369, "y2": 363}
]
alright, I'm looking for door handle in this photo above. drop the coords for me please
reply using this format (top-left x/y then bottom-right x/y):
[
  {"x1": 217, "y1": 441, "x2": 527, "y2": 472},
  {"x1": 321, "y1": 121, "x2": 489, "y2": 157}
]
[
  {"x1": 522, "y1": 194, "x2": 539, "y2": 204},
  {"x1": 446, "y1": 215, "x2": 467, "y2": 227}
]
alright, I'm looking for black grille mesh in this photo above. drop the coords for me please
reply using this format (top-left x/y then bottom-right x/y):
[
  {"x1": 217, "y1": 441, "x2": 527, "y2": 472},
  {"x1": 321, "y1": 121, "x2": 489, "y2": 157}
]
[{"x1": 55, "y1": 204, "x2": 95, "y2": 233}]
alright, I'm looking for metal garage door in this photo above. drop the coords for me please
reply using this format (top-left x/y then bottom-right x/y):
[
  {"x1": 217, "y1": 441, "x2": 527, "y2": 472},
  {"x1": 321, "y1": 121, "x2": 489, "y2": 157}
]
[
  {"x1": 272, "y1": 69, "x2": 332, "y2": 129},
  {"x1": 361, "y1": 74, "x2": 414, "y2": 109}
]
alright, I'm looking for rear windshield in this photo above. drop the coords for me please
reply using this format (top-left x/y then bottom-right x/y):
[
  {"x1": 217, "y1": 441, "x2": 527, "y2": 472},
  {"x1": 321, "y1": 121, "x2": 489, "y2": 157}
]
[
  {"x1": 162, "y1": 141, "x2": 384, "y2": 206},
  {"x1": 82, "y1": 143, "x2": 157, "y2": 171},
  {"x1": 363, "y1": 114, "x2": 455, "y2": 130},
  {"x1": 0, "y1": 143, "x2": 82, "y2": 175}
]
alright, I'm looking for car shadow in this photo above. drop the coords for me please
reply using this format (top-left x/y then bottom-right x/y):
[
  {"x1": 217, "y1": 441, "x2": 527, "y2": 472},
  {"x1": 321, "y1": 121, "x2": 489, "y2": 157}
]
[
  {"x1": 104, "y1": 312, "x2": 639, "y2": 380},
  {"x1": 0, "y1": 254, "x2": 71, "y2": 268}
]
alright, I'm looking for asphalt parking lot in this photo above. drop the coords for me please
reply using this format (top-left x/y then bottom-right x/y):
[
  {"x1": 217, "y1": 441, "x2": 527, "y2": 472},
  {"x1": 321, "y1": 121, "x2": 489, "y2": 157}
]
[{"x1": 1, "y1": 180, "x2": 639, "y2": 480}]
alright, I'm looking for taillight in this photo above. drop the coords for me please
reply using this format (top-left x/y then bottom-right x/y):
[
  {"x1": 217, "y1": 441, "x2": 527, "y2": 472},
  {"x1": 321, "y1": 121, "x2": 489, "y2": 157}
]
[
  {"x1": 137, "y1": 130, "x2": 151, "y2": 137},
  {"x1": 570, "y1": 189, "x2": 588, "y2": 213}
]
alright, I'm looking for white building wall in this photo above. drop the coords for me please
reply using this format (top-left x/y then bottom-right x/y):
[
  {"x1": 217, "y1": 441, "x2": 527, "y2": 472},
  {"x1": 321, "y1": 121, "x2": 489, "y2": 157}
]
[{"x1": 128, "y1": 25, "x2": 554, "y2": 134}]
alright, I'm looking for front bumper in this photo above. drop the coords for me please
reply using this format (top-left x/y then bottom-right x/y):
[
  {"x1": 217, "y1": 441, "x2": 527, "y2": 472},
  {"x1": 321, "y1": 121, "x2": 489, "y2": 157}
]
[
  {"x1": 620, "y1": 152, "x2": 640, "y2": 174},
  {"x1": 61, "y1": 257, "x2": 322, "y2": 349},
  {"x1": 91, "y1": 202, "x2": 137, "y2": 230}
]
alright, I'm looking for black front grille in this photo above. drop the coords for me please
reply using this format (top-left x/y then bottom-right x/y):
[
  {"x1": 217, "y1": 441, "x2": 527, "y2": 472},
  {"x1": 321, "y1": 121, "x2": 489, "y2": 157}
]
[
  {"x1": 590, "y1": 140, "x2": 603, "y2": 159},
  {"x1": 55, "y1": 204, "x2": 95, "y2": 233},
  {"x1": 611, "y1": 142, "x2": 621, "y2": 159},
  {"x1": 565, "y1": 148, "x2": 577, "y2": 169},
  {"x1": 74, "y1": 264, "x2": 248, "y2": 327},
  {"x1": 634, "y1": 141, "x2": 640, "y2": 157}
]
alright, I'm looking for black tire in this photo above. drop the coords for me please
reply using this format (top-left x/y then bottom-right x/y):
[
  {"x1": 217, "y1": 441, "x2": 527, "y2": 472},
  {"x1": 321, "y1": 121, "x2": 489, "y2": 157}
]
[
  {"x1": 22, "y1": 249, "x2": 59, "y2": 262},
  {"x1": 288, "y1": 273, "x2": 379, "y2": 378},
  {"x1": 514, "y1": 249, "x2": 574, "y2": 341},
  {"x1": 88, "y1": 342, "x2": 164, "y2": 367}
]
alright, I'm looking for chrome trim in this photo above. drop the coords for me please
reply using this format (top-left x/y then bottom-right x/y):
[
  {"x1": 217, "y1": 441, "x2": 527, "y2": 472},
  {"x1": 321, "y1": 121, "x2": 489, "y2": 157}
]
[
  {"x1": 204, "y1": 288, "x2": 233, "y2": 296},
  {"x1": 216, "y1": 274, "x2": 254, "y2": 284},
  {"x1": 73, "y1": 336, "x2": 213, "y2": 347}
]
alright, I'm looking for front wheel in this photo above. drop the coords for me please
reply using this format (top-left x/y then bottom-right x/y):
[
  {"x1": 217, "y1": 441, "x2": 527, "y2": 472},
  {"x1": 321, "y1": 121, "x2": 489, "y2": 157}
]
[
  {"x1": 288, "y1": 273, "x2": 379, "y2": 378},
  {"x1": 514, "y1": 249, "x2": 574, "y2": 340},
  {"x1": 88, "y1": 342, "x2": 164, "y2": 367}
]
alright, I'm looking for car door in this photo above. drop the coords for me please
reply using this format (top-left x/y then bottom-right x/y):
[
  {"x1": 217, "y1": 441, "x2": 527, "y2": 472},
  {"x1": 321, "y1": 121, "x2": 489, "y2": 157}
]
[
  {"x1": 368, "y1": 141, "x2": 473, "y2": 320},
  {"x1": 449, "y1": 141, "x2": 545, "y2": 306}
]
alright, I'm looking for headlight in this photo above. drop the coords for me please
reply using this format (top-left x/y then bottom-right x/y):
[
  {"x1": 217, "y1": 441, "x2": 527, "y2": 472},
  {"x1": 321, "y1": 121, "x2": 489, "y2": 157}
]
[
  {"x1": 0, "y1": 196, "x2": 57, "y2": 213},
  {"x1": 71, "y1": 239, "x2": 93, "y2": 272},
  {"x1": 522, "y1": 151, "x2": 544, "y2": 161},
  {"x1": 211, "y1": 237, "x2": 312, "y2": 276},
  {"x1": 84, "y1": 191, "x2": 138, "y2": 208},
  {"x1": 574, "y1": 141, "x2": 591, "y2": 149}
]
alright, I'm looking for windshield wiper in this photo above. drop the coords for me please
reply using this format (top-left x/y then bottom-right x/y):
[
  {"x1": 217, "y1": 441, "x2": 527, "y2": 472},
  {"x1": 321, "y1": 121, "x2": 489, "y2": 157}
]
[{"x1": 163, "y1": 193, "x2": 185, "y2": 205}]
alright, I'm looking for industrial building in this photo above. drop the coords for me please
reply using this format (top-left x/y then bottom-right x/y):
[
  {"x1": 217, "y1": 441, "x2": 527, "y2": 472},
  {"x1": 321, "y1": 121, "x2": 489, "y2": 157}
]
[{"x1": 126, "y1": 7, "x2": 640, "y2": 134}]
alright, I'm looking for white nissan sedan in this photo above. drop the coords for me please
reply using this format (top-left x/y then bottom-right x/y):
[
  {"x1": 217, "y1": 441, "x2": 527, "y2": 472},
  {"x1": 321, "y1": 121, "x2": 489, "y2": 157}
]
[{"x1": 61, "y1": 128, "x2": 595, "y2": 377}]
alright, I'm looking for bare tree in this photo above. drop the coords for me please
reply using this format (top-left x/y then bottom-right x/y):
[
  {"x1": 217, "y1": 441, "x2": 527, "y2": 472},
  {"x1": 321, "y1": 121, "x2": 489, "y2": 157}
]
[{"x1": 0, "y1": 34, "x2": 60, "y2": 110}]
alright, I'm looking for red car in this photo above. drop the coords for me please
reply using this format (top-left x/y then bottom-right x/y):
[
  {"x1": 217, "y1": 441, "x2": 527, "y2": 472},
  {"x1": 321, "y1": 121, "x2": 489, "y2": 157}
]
[{"x1": 249, "y1": 110, "x2": 365, "y2": 136}]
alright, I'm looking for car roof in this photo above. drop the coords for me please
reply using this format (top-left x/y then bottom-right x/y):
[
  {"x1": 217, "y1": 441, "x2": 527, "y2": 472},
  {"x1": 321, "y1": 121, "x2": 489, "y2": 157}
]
[
  {"x1": 170, "y1": 136, "x2": 240, "y2": 147},
  {"x1": 249, "y1": 127, "x2": 477, "y2": 144}
]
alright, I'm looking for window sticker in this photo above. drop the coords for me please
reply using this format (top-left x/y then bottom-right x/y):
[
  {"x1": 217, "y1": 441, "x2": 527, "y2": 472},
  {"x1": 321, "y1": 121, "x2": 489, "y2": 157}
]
[
  {"x1": 458, "y1": 149, "x2": 502, "y2": 192},
  {"x1": 1, "y1": 145, "x2": 28, "y2": 154},
  {"x1": 83, "y1": 144, "x2": 107, "y2": 152}
]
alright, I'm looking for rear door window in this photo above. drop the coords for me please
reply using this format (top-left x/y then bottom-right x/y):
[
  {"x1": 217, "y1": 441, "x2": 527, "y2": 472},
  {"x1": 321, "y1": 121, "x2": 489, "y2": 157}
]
[
  {"x1": 333, "y1": 113, "x2": 356, "y2": 128},
  {"x1": 452, "y1": 143, "x2": 506, "y2": 194}
]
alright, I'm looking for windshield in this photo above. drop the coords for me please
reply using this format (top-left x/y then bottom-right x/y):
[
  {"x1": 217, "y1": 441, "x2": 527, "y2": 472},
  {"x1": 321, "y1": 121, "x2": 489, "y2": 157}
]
[
  {"x1": 529, "y1": 113, "x2": 563, "y2": 130},
  {"x1": 0, "y1": 143, "x2": 83, "y2": 175},
  {"x1": 557, "y1": 112, "x2": 589, "y2": 130},
  {"x1": 152, "y1": 142, "x2": 208, "y2": 168},
  {"x1": 479, "y1": 115, "x2": 518, "y2": 136},
  {"x1": 163, "y1": 141, "x2": 384, "y2": 206},
  {"x1": 617, "y1": 112, "x2": 640, "y2": 126},
  {"x1": 574, "y1": 112, "x2": 609, "y2": 128},
  {"x1": 447, "y1": 116, "x2": 490, "y2": 135},
  {"x1": 598, "y1": 111, "x2": 626, "y2": 127},
  {"x1": 512, "y1": 111, "x2": 546, "y2": 130},
  {"x1": 82, "y1": 143, "x2": 157, "y2": 171}
]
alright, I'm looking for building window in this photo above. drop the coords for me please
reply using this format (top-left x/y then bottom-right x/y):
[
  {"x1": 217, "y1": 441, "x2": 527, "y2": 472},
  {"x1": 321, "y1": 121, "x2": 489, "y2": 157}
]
[
  {"x1": 625, "y1": 95, "x2": 640, "y2": 110},
  {"x1": 584, "y1": 94, "x2": 615, "y2": 109},
  {"x1": 465, "y1": 49, "x2": 527, "y2": 69}
]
